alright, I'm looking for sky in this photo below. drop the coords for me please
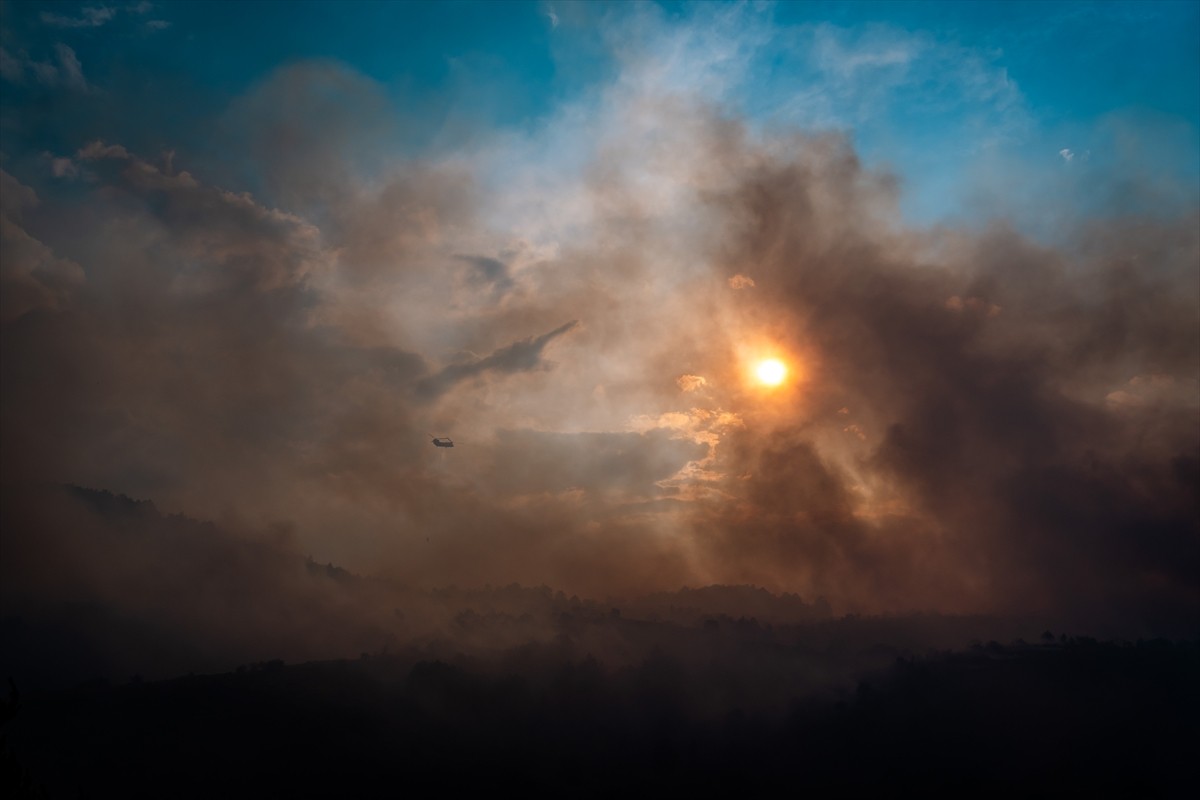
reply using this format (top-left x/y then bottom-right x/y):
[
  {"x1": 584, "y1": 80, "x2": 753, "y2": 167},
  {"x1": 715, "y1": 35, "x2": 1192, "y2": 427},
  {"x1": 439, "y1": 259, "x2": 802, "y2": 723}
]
[{"x1": 2, "y1": 1, "x2": 1198, "y2": 633}]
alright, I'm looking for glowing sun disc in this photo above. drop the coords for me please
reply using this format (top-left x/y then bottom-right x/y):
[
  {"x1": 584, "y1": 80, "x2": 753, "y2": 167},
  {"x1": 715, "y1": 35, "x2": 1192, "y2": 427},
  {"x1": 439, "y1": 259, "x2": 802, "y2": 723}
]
[{"x1": 755, "y1": 358, "x2": 788, "y2": 386}]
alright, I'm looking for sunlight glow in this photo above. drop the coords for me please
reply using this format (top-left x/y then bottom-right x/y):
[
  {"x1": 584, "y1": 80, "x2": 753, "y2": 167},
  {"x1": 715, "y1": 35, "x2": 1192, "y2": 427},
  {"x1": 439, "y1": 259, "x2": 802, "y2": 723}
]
[{"x1": 755, "y1": 358, "x2": 788, "y2": 386}]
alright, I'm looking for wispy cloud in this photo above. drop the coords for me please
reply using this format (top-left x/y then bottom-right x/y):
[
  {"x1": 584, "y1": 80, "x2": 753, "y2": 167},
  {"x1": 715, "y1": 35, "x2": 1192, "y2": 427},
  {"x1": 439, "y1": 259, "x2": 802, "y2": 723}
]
[
  {"x1": 0, "y1": 43, "x2": 89, "y2": 90},
  {"x1": 41, "y1": 5, "x2": 116, "y2": 28}
]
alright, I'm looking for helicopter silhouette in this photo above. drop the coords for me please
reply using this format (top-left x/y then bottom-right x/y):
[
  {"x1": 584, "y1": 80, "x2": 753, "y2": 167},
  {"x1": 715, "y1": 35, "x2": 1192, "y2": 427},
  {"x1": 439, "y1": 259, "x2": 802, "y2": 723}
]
[{"x1": 430, "y1": 435, "x2": 454, "y2": 448}]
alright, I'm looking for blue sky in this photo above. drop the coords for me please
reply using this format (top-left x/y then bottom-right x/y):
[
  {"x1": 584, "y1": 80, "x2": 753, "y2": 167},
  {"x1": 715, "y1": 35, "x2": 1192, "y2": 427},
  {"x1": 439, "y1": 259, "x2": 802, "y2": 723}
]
[{"x1": 2, "y1": 1, "x2": 1197, "y2": 229}]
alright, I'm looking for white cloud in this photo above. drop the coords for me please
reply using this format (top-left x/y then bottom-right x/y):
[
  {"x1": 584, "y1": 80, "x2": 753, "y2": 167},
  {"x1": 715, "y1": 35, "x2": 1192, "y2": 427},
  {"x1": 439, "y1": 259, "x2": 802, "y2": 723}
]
[
  {"x1": 1059, "y1": 148, "x2": 1074, "y2": 162},
  {"x1": 41, "y1": 6, "x2": 116, "y2": 28},
  {"x1": 48, "y1": 155, "x2": 80, "y2": 179},
  {"x1": 78, "y1": 141, "x2": 131, "y2": 160},
  {"x1": 769, "y1": 23, "x2": 1032, "y2": 152},
  {"x1": 0, "y1": 47, "x2": 23, "y2": 83},
  {"x1": 54, "y1": 43, "x2": 86, "y2": 90},
  {"x1": 2, "y1": 44, "x2": 89, "y2": 90}
]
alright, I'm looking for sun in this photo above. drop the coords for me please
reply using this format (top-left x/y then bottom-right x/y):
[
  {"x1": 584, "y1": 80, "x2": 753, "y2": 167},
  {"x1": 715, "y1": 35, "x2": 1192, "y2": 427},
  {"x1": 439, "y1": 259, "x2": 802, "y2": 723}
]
[{"x1": 755, "y1": 358, "x2": 788, "y2": 386}]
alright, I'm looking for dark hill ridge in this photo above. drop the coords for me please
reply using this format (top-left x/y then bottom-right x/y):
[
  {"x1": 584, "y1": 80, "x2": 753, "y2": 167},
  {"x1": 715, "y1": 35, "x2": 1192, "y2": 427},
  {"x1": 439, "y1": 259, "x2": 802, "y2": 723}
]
[
  {"x1": 67, "y1": 485, "x2": 169, "y2": 521},
  {"x1": 4, "y1": 485, "x2": 1197, "y2": 795},
  {"x1": 0, "y1": 484, "x2": 1119, "y2": 695},
  {"x1": 3, "y1": 638, "x2": 1196, "y2": 797},
  {"x1": 1, "y1": 482, "x2": 1048, "y2": 725},
  {"x1": 629, "y1": 584, "x2": 832, "y2": 624},
  {"x1": 4, "y1": 484, "x2": 852, "y2": 689},
  {"x1": 65, "y1": 487, "x2": 834, "y2": 621},
  {"x1": 61, "y1": 485, "x2": 833, "y2": 620}
]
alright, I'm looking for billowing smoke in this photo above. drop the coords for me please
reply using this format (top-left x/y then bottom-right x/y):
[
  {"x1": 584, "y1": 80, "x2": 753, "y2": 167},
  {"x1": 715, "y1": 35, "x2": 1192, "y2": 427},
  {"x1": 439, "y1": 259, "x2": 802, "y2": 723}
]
[{"x1": 2, "y1": 4, "x2": 1196, "y2": 655}]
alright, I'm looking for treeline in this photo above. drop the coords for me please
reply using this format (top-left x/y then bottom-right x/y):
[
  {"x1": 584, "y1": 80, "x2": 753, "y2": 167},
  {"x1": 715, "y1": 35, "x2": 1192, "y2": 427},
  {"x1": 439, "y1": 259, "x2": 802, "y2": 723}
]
[{"x1": 4, "y1": 638, "x2": 1196, "y2": 797}]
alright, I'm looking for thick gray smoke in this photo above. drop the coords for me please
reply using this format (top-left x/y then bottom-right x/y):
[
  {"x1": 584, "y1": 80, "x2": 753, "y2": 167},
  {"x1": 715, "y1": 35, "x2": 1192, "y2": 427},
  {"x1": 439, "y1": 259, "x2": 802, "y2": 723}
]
[{"x1": 1, "y1": 9, "x2": 1196, "y2": 658}]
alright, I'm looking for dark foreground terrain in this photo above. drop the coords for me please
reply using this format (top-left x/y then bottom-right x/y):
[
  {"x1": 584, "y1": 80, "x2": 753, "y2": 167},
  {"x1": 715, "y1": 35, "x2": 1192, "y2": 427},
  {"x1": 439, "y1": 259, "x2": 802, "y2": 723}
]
[
  {"x1": 3, "y1": 487, "x2": 1197, "y2": 795},
  {"x1": 3, "y1": 637, "x2": 1196, "y2": 798}
]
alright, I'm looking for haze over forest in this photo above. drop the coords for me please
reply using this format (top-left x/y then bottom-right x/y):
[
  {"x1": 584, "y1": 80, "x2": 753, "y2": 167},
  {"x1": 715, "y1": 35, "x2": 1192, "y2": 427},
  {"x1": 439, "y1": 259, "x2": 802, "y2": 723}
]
[{"x1": 0, "y1": 2, "x2": 1197, "y2": 793}]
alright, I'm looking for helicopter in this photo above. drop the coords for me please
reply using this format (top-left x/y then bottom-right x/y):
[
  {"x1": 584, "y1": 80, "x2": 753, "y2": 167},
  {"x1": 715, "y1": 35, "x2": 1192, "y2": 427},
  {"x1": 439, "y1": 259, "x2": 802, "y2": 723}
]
[{"x1": 430, "y1": 435, "x2": 454, "y2": 448}]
